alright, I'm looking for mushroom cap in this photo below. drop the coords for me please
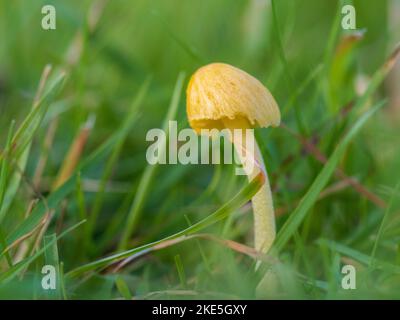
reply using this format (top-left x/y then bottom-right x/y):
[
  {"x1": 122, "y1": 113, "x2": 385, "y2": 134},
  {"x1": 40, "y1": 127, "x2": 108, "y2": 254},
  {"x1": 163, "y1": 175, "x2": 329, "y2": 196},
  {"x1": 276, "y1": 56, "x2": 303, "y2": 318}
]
[{"x1": 186, "y1": 63, "x2": 281, "y2": 133}]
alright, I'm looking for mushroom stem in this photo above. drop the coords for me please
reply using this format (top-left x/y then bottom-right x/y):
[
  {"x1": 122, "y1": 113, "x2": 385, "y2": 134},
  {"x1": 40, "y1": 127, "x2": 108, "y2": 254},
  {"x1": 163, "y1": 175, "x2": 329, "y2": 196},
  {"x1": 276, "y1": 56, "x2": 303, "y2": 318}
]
[{"x1": 222, "y1": 118, "x2": 276, "y2": 253}]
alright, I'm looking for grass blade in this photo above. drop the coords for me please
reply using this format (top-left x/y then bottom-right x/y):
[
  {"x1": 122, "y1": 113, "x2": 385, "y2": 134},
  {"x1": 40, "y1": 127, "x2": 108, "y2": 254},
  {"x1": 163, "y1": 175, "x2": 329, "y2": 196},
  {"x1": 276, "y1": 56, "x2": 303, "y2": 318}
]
[
  {"x1": 43, "y1": 233, "x2": 62, "y2": 299},
  {"x1": 174, "y1": 254, "x2": 187, "y2": 288},
  {"x1": 0, "y1": 70, "x2": 66, "y2": 221},
  {"x1": 87, "y1": 77, "x2": 152, "y2": 251},
  {"x1": 0, "y1": 220, "x2": 85, "y2": 283},
  {"x1": 318, "y1": 239, "x2": 400, "y2": 274},
  {"x1": 0, "y1": 121, "x2": 16, "y2": 265},
  {"x1": 274, "y1": 101, "x2": 385, "y2": 252},
  {"x1": 369, "y1": 183, "x2": 400, "y2": 268},
  {"x1": 5, "y1": 79, "x2": 150, "y2": 248},
  {"x1": 66, "y1": 173, "x2": 264, "y2": 277},
  {"x1": 115, "y1": 276, "x2": 133, "y2": 300},
  {"x1": 118, "y1": 72, "x2": 185, "y2": 250}
]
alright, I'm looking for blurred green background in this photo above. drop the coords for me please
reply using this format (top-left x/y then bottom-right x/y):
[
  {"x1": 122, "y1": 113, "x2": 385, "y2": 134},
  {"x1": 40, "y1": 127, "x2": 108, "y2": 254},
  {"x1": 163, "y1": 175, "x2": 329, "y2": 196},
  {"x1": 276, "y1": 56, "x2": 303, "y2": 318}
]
[{"x1": 0, "y1": 0, "x2": 399, "y2": 299}]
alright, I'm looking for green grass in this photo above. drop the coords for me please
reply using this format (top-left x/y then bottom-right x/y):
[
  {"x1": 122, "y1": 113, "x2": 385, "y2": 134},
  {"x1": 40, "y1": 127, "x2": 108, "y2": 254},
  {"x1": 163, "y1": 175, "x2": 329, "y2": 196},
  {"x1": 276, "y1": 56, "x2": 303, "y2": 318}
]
[{"x1": 0, "y1": 0, "x2": 399, "y2": 299}]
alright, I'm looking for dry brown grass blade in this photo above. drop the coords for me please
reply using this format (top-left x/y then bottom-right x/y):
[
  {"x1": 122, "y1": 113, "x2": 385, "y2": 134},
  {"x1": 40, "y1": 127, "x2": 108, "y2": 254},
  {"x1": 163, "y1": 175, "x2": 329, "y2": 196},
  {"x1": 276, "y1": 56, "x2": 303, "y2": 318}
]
[
  {"x1": 33, "y1": 64, "x2": 52, "y2": 108},
  {"x1": 88, "y1": 0, "x2": 109, "y2": 33},
  {"x1": 386, "y1": 44, "x2": 400, "y2": 119},
  {"x1": 15, "y1": 211, "x2": 54, "y2": 279},
  {"x1": 111, "y1": 233, "x2": 278, "y2": 273},
  {"x1": 281, "y1": 123, "x2": 386, "y2": 209},
  {"x1": 65, "y1": 32, "x2": 85, "y2": 67},
  {"x1": 3, "y1": 211, "x2": 51, "y2": 255},
  {"x1": 387, "y1": 1, "x2": 400, "y2": 119},
  {"x1": 335, "y1": 31, "x2": 364, "y2": 56},
  {"x1": 55, "y1": 200, "x2": 68, "y2": 234},
  {"x1": 384, "y1": 43, "x2": 400, "y2": 73},
  {"x1": 31, "y1": 210, "x2": 54, "y2": 252},
  {"x1": 33, "y1": 117, "x2": 59, "y2": 189},
  {"x1": 13, "y1": 199, "x2": 39, "y2": 263},
  {"x1": 65, "y1": 0, "x2": 109, "y2": 67},
  {"x1": 52, "y1": 116, "x2": 95, "y2": 190},
  {"x1": 341, "y1": 256, "x2": 365, "y2": 269}
]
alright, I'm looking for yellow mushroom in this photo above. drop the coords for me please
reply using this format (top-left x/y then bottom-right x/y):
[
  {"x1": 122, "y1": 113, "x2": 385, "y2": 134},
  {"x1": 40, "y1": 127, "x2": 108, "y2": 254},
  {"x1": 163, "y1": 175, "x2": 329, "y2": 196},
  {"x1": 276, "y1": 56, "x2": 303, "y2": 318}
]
[{"x1": 186, "y1": 62, "x2": 281, "y2": 253}]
